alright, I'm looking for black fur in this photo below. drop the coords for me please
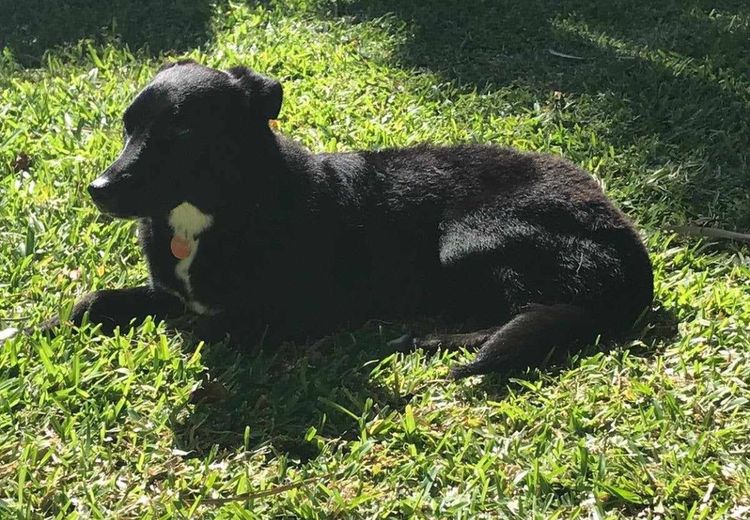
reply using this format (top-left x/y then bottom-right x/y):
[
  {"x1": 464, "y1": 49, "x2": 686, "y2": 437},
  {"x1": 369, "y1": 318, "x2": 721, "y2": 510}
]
[{"x1": 49, "y1": 61, "x2": 653, "y2": 378}]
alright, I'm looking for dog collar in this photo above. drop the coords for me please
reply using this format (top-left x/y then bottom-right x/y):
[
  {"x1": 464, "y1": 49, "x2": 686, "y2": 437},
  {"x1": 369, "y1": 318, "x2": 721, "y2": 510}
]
[{"x1": 170, "y1": 235, "x2": 192, "y2": 259}]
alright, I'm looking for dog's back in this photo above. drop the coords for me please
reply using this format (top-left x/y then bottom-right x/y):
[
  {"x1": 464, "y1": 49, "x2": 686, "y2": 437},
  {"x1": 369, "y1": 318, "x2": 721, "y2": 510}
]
[{"x1": 309, "y1": 143, "x2": 651, "y2": 318}]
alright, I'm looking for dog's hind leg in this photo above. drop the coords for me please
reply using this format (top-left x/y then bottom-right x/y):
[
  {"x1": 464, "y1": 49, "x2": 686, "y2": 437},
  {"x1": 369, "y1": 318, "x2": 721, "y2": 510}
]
[
  {"x1": 448, "y1": 303, "x2": 598, "y2": 379},
  {"x1": 389, "y1": 305, "x2": 598, "y2": 377},
  {"x1": 388, "y1": 328, "x2": 499, "y2": 353},
  {"x1": 434, "y1": 218, "x2": 652, "y2": 378},
  {"x1": 42, "y1": 286, "x2": 185, "y2": 335}
]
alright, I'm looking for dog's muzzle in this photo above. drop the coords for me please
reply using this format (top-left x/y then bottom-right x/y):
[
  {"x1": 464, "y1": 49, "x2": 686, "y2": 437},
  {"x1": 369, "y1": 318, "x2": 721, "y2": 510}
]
[{"x1": 87, "y1": 174, "x2": 118, "y2": 210}]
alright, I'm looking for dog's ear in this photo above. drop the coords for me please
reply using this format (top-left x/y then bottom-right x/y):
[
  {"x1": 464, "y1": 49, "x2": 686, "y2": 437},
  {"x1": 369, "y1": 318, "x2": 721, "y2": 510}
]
[
  {"x1": 226, "y1": 66, "x2": 283, "y2": 120},
  {"x1": 158, "y1": 58, "x2": 197, "y2": 73}
]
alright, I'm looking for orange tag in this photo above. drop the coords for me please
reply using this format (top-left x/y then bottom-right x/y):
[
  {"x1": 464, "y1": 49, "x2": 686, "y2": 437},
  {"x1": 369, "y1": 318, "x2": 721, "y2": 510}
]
[
  {"x1": 269, "y1": 119, "x2": 280, "y2": 132},
  {"x1": 170, "y1": 236, "x2": 192, "y2": 259}
]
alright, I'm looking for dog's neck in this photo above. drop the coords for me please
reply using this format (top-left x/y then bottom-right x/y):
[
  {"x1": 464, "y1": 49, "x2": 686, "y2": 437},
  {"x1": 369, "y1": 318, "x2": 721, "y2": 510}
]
[
  {"x1": 167, "y1": 202, "x2": 214, "y2": 259},
  {"x1": 169, "y1": 202, "x2": 214, "y2": 238}
]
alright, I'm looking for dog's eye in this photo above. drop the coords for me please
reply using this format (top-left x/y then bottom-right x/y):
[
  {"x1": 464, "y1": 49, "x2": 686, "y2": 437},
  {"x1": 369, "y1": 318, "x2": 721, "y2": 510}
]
[{"x1": 175, "y1": 128, "x2": 191, "y2": 138}]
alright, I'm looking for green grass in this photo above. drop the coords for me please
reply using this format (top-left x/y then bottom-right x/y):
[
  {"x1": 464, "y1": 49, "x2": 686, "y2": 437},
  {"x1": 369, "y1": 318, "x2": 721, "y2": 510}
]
[{"x1": 2, "y1": 0, "x2": 750, "y2": 517}]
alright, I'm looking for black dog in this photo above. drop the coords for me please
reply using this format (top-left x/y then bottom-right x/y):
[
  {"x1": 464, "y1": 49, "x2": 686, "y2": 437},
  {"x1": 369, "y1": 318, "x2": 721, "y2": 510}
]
[{"x1": 47, "y1": 60, "x2": 653, "y2": 378}]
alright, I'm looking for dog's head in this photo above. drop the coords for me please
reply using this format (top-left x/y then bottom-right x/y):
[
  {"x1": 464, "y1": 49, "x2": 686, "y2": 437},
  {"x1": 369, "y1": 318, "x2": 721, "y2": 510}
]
[{"x1": 88, "y1": 60, "x2": 282, "y2": 218}]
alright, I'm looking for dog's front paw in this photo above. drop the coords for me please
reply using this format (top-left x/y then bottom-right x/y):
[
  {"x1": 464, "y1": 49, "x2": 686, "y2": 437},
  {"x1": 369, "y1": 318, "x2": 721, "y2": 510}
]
[
  {"x1": 38, "y1": 292, "x2": 98, "y2": 335},
  {"x1": 41, "y1": 291, "x2": 129, "y2": 336}
]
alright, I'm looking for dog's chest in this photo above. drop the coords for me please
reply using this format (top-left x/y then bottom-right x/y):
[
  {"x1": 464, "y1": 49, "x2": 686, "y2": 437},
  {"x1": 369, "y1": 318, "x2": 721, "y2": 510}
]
[{"x1": 167, "y1": 202, "x2": 214, "y2": 314}]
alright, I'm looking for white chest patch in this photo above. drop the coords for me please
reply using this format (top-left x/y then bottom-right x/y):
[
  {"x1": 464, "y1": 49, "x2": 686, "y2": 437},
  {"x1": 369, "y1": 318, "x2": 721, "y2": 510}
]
[{"x1": 168, "y1": 202, "x2": 214, "y2": 314}]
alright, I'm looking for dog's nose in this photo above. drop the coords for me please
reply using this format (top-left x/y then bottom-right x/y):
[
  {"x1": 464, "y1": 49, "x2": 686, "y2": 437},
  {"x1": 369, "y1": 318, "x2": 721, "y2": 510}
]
[{"x1": 87, "y1": 176, "x2": 113, "y2": 204}]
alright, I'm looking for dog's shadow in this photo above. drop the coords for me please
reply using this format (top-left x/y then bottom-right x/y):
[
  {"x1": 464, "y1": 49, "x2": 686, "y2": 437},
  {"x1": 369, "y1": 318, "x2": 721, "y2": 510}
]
[
  {"x1": 171, "y1": 323, "x2": 418, "y2": 461},
  {"x1": 171, "y1": 304, "x2": 679, "y2": 460}
]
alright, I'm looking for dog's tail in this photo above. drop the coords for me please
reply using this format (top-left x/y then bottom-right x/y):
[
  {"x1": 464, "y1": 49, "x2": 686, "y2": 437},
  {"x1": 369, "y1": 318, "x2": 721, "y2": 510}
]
[{"x1": 449, "y1": 303, "x2": 602, "y2": 378}]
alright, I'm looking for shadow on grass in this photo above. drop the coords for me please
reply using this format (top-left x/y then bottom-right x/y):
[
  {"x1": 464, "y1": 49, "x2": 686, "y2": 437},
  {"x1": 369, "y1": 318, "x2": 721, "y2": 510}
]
[
  {"x1": 172, "y1": 324, "x2": 414, "y2": 461},
  {"x1": 1, "y1": 0, "x2": 222, "y2": 67},
  {"x1": 171, "y1": 304, "x2": 678, "y2": 459},
  {"x1": 337, "y1": 0, "x2": 750, "y2": 227}
]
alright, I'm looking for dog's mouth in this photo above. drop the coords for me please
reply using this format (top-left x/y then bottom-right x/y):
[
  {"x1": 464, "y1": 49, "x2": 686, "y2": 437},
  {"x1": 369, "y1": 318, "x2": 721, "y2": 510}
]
[
  {"x1": 93, "y1": 199, "x2": 167, "y2": 220},
  {"x1": 97, "y1": 207, "x2": 140, "y2": 220},
  {"x1": 88, "y1": 175, "x2": 170, "y2": 219},
  {"x1": 89, "y1": 194, "x2": 140, "y2": 219}
]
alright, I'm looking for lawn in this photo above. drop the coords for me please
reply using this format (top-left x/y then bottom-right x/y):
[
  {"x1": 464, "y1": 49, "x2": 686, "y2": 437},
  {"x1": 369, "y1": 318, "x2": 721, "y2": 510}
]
[{"x1": 1, "y1": 0, "x2": 750, "y2": 517}]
